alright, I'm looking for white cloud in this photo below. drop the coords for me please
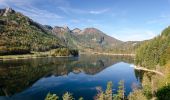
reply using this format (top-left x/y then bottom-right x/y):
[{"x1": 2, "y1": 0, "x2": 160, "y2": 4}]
[
  {"x1": 17, "y1": 6, "x2": 63, "y2": 18},
  {"x1": 58, "y1": 6, "x2": 87, "y2": 14},
  {"x1": 147, "y1": 13, "x2": 170, "y2": 25},
  {"x1": 0, "y1": 0, "x2": 69, "y2": 7},
  {"x1": 112, "y1": 28, "x2": 157, "y2": 41},
  {"x1": 0, "y1": 0, "x2": 34, "y2": 7},
  {"x1": 0, "y1": 0, "x2": 64, "y2": 25},
  {"x1": 58, "y1": 6, "x2": 110, "y2": 15},
  {"x1": 16, "y1": 6, "x2": 64, "y2": 25},
  {"x1": 89, "y1": 8, "x2": 109, "y2": 14}
]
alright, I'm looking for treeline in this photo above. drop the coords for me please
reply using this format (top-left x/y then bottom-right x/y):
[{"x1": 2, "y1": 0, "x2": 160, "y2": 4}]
[
  {"x1": 45, "y1": 81, "x2": 147, "y2": 100},
  {"x1": 134, "y1": 26, "x2": 170, "y2": 99},
  {"x1": 0, "y1": 9, "x2": 62, "y2": 55},
  {"x1": 51, "y1": 48, "x2": 78, "y2": 57},
  {"x1": 135, "y1": 26, "x2": 170, "y2": 69}
]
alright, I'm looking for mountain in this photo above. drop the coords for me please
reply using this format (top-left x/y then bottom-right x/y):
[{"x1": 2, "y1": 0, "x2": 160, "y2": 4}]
[
  {"x1": 51, "y1": 26, "x2": 140, "y2": 53},
  {"x1": 73, "y1": 28, "x2": 123, "y2": 52},
  {"x1": 72, "y1": 28, "x2": 82, "y2": 34},
  {"x1": 0, "y1": 7, "x2": 63, "y2": 55},
  {"x1": 51, "y1": 26, "x2": 125, "y2": 52},
  {"x1": 0, "y1": 7, "x2": 139, "y2": 55},
  {"x1": 51, "y1": 26, "x2": 81, "y2": 49}
]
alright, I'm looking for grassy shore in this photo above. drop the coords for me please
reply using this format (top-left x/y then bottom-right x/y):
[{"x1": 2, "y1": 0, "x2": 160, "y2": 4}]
[
  {"x1": 0, "y1": 50, "x2": 134, "y2": 61},
  {"x1": 0, "y1": 49, "x2": 78, "y2": 61},
  {"x1": 0, "y1": 51, "x2": 51, "y2": 61},
  {"x1": 80, "y1": 51, "x2": 135, "y2": 56}
]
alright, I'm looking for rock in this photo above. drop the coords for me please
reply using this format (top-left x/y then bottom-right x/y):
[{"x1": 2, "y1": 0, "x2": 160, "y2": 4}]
[
  {"x1": 52, "y1": 26, "x2": 71, "y2": 34},
  {"x1": 72, "y1": 28, "x2": 82, "y2": 34},
  {"x1": 44, "y1": 25, "x2": 53, "y2": 30},
  {"x1": 0, "y1": 7, "x2": 15, "y2": 16}
]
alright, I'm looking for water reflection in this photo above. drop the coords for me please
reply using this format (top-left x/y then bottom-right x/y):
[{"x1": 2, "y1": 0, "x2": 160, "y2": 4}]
[{"x1": 0, "y1": 55, "x2": 138, "y2": 100}]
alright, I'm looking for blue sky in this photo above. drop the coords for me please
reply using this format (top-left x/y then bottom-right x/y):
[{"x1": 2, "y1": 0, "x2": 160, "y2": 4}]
[{"x1": 0, "y1": 0, "x2": 170, "y2": 41}]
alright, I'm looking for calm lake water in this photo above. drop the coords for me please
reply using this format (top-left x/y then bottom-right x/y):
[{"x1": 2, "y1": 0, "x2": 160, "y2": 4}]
[{"x1": 0, "y1": 55, "x2": 141, "y2": 100}]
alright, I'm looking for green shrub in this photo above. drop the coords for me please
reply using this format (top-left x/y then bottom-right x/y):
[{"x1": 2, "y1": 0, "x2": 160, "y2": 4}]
[{"x1": 128, "y1": 89, "x2": 147, "y2": 100}]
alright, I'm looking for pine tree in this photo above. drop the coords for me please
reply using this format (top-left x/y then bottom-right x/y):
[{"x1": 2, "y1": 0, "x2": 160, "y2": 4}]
[
  {"x1": 95, "y1": 87, "x2": 105, "y2": 100},
  {"x1": 117, "y1": 80, "x2": 125, "y2": 100},
  {"x1": 45, "y1": 93, "x2": 59, "y2": 100},
  {"x1": 62, "y1": 92, "x2": 74, "y2": 100},
  {"x1": 78, "y1": 97, "x2": 84, "y2": 100},
  {"x1": 105, "y1": 81, "x2": 113, "y2": 100}
]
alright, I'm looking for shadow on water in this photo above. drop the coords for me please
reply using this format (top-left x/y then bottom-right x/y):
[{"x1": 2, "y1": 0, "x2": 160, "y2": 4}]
[{"x1": 0, "y1": 54, "x2": 137, "y2": 100}]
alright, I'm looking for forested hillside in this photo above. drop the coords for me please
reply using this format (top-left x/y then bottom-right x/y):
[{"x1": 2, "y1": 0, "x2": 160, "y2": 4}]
[
  {"x1": 135, "y1": 26, "x2": 170, "y2": 69},
  {"x1": 134, "y1": 26, "x2": 170, "y2": 99},
  {"x1": 0, "y1": 8, "x2": 63, "y2": 55}
]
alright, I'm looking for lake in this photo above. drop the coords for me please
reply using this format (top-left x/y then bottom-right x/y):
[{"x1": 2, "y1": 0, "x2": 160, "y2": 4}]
[{"x1": 0, "y1": 54, "x2": 141, "y2": 100}]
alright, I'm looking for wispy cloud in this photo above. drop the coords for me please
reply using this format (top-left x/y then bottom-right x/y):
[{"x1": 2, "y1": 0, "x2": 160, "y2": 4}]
[
  {"x1": 147, "y1": 13, "x2": 170, "y2": 25},
  {"x1": 58, "y1": 6, "x2": 110, "y2": 15},
  {"x1": 0, "y1": 0, "x2": 64, "y2": 25},
  {"x1": 50, "y1": 0, "x2": 70, "y2": 7},
  {"x1": 112, "y1": 28, "x2": 157, "y2": 41},
  {"x1": 0, "y1": 0, "x2": 33, "y2": 7},
  {"x1": 0, "y1": 0, "x2": 9, "y2": 7},
  {"x1": 58, "y1": 6, "x2": 87, "y2": 14},
  {"x1": 16, "y1": 6, "x2": 63, "y2": 25},
  {"x1": 17, "y1": 6, "x2": 63, "y2": 19},
  {"x1": 89, "y1": 8, "x2": 109, "y2": 14}
]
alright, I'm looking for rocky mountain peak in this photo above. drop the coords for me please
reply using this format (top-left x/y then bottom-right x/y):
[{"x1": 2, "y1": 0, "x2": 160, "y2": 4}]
[
  {"x1": 44, "y1": 25, "x2": 53, "y2": 30},
  {"x1": 52, "y1": 26, "x2": 71, "y2": 34},
  {"x1": 81, "y1": 27, "x2": 102, "y2": 34},
  {"x1": 72, "y1": 28, "x2": 82, "y2": 34},
  {"x1": 63, "y1": 25, "x2": 70, "y2": 30},
  {"x1": 0, "y1": 7, "x2": 15, "y2": 16}
]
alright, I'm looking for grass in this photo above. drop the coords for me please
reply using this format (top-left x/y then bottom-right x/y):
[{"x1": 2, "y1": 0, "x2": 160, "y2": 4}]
[
  {"x1": 0, "y1": 49, "x2": 73, "y2": 60},
  {"x1": 0, "y1": 52, "x2": 48, "y2": 60}
]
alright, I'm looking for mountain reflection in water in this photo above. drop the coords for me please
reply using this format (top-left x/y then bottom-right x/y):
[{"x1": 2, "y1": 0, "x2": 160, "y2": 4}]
[{"x1": 0, "y1": 54, "x2": 140, "y2": 100}]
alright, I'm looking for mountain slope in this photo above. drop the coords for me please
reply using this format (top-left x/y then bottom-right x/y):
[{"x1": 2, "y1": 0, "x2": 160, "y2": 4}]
[
  {"x1": 0, "y1": 8, "x2": 63, "y2": 55},
  {"x1": 135, "y1": 26, "x2": 170, "y2": 69},
  {"x1": 73, "y1": 28, "x2": 123, "y2": 52},
  {"x1": 51, "y1": 26, "x2": 134, "y2": 53},
  {"x1": 134, "y1": 26, "x2": 170, "y2": 100},
  {"x1": 52, "y1": 26, "x2": 81, "y2": 49}
]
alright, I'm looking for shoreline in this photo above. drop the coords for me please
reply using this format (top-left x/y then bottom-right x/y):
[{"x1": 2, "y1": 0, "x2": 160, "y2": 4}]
[
  {"x1": 80, "y1": 52, "x2": 135, "y2": 56},
  {"x1": 0, "y1": 52, "x2": 75, "y2": 61},
  {"x1": 133, "y1": 65, "x2": 164, "y2": 76},
  {"x1": 0, "y1": 54, "x2": 75, "y2": 61},
  {"x1": 0, "y1": 48, "x2": 79, "y2": 61},
  {"x1": 0, "y1": 52, "x2": 135, "y2": 61},
  {"x1": 0, "y1": 56, "x2": 76, "y2": 61}
]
